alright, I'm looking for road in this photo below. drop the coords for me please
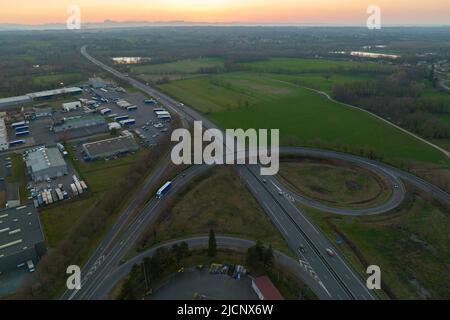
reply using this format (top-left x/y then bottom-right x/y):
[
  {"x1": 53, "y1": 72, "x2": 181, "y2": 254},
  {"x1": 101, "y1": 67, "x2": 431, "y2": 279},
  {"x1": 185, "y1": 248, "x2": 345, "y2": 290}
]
[
  {"x1": 63, "y1": 46, "x2": 449, "y2": 301},
  {"x1": 87, "y1": 236, "x2": 329, "y2": 300}
]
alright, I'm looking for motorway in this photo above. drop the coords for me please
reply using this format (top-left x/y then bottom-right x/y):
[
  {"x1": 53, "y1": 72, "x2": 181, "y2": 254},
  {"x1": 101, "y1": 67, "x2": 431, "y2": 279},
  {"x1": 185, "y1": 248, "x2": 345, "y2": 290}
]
[{"x1": 61, "y1": 46, "x2": 450, "y2": 300}]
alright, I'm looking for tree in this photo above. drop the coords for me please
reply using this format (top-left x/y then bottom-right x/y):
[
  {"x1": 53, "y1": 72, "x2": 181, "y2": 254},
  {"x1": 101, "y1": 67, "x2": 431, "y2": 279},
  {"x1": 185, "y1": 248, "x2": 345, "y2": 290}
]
[{"x1": 208, "y1": 229, "x2": 217, "y2": 257}]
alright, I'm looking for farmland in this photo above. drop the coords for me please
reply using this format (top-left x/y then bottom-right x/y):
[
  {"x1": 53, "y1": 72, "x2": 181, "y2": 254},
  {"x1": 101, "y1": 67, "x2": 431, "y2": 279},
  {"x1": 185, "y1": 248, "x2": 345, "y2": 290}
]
[{"x1": 158, "y1": 71, "x2": 448, "y2": 166}]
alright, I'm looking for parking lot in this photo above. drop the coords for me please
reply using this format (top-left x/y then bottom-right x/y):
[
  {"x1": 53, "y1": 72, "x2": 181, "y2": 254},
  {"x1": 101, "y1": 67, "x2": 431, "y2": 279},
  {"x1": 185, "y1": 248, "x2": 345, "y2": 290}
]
[{"x1": 148, "y1": 268, "x2": 258, "y2": 300}]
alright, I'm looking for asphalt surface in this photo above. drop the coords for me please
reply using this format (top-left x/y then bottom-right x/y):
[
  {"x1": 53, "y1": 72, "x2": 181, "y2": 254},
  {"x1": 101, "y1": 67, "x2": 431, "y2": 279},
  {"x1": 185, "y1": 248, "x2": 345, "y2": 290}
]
[{"x1": 61, "y1": 46, "x2": 450, "y2": 301}]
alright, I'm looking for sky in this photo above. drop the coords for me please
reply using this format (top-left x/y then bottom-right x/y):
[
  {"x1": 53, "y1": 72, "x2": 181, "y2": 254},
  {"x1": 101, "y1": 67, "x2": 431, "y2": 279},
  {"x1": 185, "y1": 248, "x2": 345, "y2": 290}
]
[{"x1": 0, "y1": 0, "x2": 449, "y2": 26}]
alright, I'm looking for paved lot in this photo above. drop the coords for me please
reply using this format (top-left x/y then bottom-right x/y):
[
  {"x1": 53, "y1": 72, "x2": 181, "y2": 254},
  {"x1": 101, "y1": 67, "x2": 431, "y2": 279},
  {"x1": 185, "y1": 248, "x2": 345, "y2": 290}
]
[
  {"x1": 0, "y1": 268, "x2": 29, "y2": 298},
  {"x1": 148, "y1": 269, "x2": 259, "y2": 300}
]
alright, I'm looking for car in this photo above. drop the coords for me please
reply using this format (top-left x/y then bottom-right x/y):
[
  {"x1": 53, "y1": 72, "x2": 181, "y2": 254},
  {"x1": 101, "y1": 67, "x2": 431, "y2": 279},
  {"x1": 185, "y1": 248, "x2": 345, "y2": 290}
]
[
  {"x1": 298, "y1": 245, "x2": 306, "y2": 254},
  {"x1": 262, "y1": 179, "x2": 267, "y2": 183},
  {"x1": 278, "y1": 191, "x2": 283, "y2": 196},
  {"x1": 394, "y1": 184, "x2": 399, "y2": 189},
  {"x1": 326, "y1": 248, "x2": 336, "y2": 257}
]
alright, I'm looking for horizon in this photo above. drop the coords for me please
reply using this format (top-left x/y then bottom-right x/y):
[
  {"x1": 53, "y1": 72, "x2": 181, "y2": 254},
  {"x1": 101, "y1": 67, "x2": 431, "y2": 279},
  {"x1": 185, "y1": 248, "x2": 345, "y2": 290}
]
[{"x1": 1, "y1": 0, "x2": 450, "y2": 26}]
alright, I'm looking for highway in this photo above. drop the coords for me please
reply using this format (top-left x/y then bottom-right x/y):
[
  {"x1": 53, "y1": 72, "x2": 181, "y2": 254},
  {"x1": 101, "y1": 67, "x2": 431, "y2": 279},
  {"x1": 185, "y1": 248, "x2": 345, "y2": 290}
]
[{"x1": 62, "y1": 46, "x2": 450, "y2": 300}]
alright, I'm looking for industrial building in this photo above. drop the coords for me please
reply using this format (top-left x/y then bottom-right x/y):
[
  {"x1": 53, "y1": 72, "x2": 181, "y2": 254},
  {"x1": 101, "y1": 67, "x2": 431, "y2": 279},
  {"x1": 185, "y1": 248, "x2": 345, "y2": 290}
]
[
  {"x1": 0, "y1": 95, "x2": 32, "y2": 110},
  {"x1": 0, "y1": 203, "x2": 46, "y2": 274},
  {"x1": 53, "y1": 115, "x2": 107, "y2": 133},
  {"x1": 0, "y1": 117, "x2": 9, "y2": 151},
  {"x1": 82, "y1": 133, "x2": 139, "y2": 160},
  {"x1": 0, "y1": 87, "x2": 82, "y2": 110},
  {"x1": 62, "y1": 101, "x2": 82, "y2": 112},
  {"x1": 24, "y1": 147, "x2": 68, "y2": 182},
  {"x1": 27, "y1": 87, "x2": 83, "y2": 101}
]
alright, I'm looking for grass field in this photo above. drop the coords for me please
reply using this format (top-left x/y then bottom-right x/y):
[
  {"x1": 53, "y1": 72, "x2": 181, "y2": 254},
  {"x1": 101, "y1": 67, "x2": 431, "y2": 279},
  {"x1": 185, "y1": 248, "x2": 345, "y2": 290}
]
[
  {"x1": 242, "y1": 58, "x2": 395, "y2": 74},
  {"x1": 159, "y1": 72, "x2": 448, "y2": 166},
  {"x1": 135, "y1": 166, "x2": 291, "y2": 255},
  {"x1": 301, "y1": 190, "x2": 450, "y2": 299},
  {"x1": 278, "y1": 158, "x2": 391, "y2": 208},
  {"x1": 131, "y1": 58, "x2": 224, "y2": 75},
  {"x1": 6, "y1": 153, "x2": 29, "y2": 203}
]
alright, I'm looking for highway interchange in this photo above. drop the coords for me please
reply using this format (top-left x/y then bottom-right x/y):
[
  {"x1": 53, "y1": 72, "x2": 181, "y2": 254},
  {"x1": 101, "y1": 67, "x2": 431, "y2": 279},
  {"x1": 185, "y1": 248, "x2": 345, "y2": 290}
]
[{"x1": 60, "y1": 46, "x2": 450, "y2": 300}]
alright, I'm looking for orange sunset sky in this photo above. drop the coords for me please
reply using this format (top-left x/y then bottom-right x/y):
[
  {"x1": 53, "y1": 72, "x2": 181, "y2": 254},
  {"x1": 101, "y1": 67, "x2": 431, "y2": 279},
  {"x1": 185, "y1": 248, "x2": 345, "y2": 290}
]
[{"x1": 0, "y1": 0, "x2": 449, "y2": 25}]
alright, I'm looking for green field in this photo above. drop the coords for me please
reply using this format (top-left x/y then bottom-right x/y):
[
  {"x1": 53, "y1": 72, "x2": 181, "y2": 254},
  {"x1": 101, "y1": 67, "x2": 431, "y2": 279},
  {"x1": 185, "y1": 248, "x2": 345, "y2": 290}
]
[
  {"x1": 279, "y1": 159, "x2": 391, "y2": 208},
  {"x1": 135, "y1": 166, "x2": 290, "y2": 255},
  {"x1": 159, "y1": 72, "x2": 448, "y2": 166},
  {"x1": 242, "y1": 58, "x2": 395, "y2": 74},
  {"x1": 131, "y1": 58, "x2": 224, "y2": 75}
]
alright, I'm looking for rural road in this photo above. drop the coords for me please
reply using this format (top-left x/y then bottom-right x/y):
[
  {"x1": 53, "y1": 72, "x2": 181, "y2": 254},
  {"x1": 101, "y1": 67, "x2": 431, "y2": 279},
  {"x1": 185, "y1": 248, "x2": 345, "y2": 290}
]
[{"x1": 62, "y1": 46, "x2": 449, "y2": 301}]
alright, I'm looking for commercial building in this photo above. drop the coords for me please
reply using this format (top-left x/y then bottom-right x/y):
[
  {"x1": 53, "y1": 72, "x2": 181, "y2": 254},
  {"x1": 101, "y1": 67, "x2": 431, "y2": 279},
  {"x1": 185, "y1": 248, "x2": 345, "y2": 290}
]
[
  {"x1": 0, "y1": 87, "x2": 82, "y2": 110},
  {"x1": 0, "y1": 117, "x2": 9, "y2": 151},
  {"x1": 24, "y1": 147, "x2": 68, "y2": 182},
  {"x1": 0, "y1": 203, "x2": 46, "y2": 274},
  {"x1": 53, "y1": 115, "x2": 107, "y2": 133},
  {"x1": 82, "y1": 133, "x2": 139, "y2": 160},
  {"x1": 252, "y1": 276, "x2": 284, "y2": 300},
  {"x1": 0, "y1": 95, "x2": 32, "y2": 110},
  {"x1": 62, "y1": 101, "x2": 82, "y2": 112}
]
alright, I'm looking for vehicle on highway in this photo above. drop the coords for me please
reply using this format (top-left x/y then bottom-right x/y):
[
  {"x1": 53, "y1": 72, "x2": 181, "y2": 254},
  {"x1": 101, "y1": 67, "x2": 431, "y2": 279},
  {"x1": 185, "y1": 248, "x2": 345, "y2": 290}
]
[
  {"x1": 156, "y1": 181, "x2": 172, "y2": 199},
  {"x1": 278, "y1": 190, "x2": 283, "y2": 196},
  {"x1": 298, "y1": 245, "x2": 306, "y2": 254},
  {"x1": 326, "y1": 248, "x2": 336, "y2": 257}
]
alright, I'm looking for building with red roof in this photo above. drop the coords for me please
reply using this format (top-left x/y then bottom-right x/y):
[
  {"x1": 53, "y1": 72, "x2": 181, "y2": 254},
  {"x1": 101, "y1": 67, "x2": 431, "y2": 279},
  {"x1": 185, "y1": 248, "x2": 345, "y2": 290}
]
[{"x1": 252, "y1": 276, "x2": 284, "y2": 300}]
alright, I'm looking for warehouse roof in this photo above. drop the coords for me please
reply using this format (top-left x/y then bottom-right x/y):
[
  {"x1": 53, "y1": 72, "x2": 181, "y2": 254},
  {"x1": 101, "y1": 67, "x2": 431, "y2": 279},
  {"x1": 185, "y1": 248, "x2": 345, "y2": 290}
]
[
  {"x1": 0, "y1": 95, "x2": 32, "y2": 107},
  {"x1": 24, "y1": 147, "x2": 67, "y2": 173},
  {"x1": 27, "y1": 87, "x2": 83, "y2": 99},
  {"x1": 253, "y1": 276, "x2": 284, "y2": 300},
  {"x1": 83, "y1": 134, "x2": 139, "y2": 159},
  {"x1": 53, "y1": 115, "x2": 106, "y2": 132},
  {"x1": 0, "y1": 203, "x2": 44, "y2": 258}
]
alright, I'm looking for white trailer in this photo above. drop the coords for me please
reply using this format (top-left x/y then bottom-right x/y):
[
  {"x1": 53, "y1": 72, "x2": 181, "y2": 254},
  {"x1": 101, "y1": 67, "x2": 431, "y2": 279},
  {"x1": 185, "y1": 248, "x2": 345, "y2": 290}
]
[
  {"x1": 73, "y1": 175, "x2": 79, "y2": 183},
  {"x1": 47, "y1": 191, "x2": 53, "y2": 204},
  {"x1": 80, "y1": 181, "x2": 88, "y2": 190},
  {"x1": 55, "y1": 188, "x2": 64, "y2": 201},
  {"x1": 75, "y1": 182, "x2": 83, "y2": 194},
  {"x1": 71, "y1": 183, "x2": 79, "y2": 196},
  {"x1": 42, "y1": 192, "x2": 48, "y2": 204}
]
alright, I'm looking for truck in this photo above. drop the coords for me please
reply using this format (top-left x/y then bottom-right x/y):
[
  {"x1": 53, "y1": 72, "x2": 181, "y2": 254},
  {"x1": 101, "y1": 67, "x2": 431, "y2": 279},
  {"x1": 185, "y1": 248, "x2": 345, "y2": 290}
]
[
  {"x1": 9, "y1": 140, "x2": 25, "y2": 147},
  {"x1": 15, "y1": 125, "x2": 30, "y2": 132},
  {"x1": 119, "y1": 119, "x2": 136, "y2": 126},
  {"x1": 41, "y1": 192, "x2": 48, "y2": 205},
  {"x1": 27, "y1": 260, "x2": 35, "y2": 273},
  {"x1": 114, "y1": 115, "x2": 129, "y2": 122},
  {"x1": 144, "y1": 99, "x2": 156, "y2": 104},
  {"x1": 55, "y1": 188, "x2": 64, "y2": 201},
  {"x1": 100, "y1": 108, "x2": 112, "y2": 115},
  {"x1": 127, "y1": 105, "x2": 138, "y2": 111},
  {"x1": 16, "y1": 131, "x2": 30, "y2": 137},
  {"x1": 11, "y1": 121, "x2": 29, "y2": 128},
  {"x1": 75, "y1": 181, "x2": 83, "y2": 194},
  {"x1": 80, "y1": 181, "x2": 88, "y2": 190},
  {"x1": 47, "y1": 191, "x2": 53, "y2": 204},
  {"x1": 156, "y1": 181, "x2": 172, "y2": 199},
  {"x1": 71, "y1": 183, "x2": 79, "y2": 196}
]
